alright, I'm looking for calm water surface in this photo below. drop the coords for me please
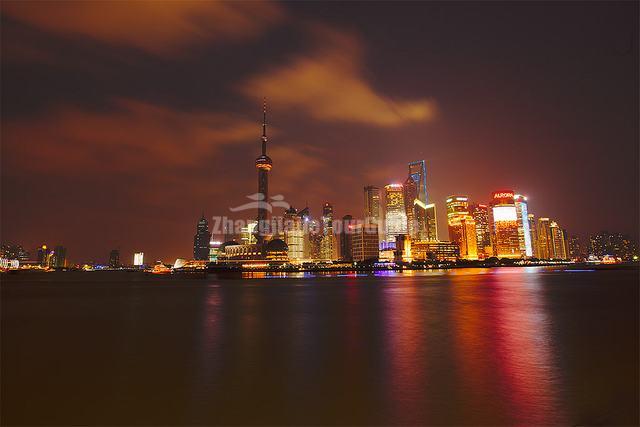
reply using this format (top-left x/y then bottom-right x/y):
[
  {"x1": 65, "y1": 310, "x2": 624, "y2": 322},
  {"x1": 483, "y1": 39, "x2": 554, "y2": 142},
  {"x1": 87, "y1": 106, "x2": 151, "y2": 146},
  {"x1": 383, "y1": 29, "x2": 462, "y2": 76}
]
[{"x1": 2, "y1": 267, "x2": 638, "y2": 425}]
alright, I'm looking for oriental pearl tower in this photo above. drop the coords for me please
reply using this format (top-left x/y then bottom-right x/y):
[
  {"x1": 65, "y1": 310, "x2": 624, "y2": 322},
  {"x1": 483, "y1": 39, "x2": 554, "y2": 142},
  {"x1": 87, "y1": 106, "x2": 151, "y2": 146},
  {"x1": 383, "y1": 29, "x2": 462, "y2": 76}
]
[{"x1": 255, "y1": 98, "x2": 272, "y2": 245}]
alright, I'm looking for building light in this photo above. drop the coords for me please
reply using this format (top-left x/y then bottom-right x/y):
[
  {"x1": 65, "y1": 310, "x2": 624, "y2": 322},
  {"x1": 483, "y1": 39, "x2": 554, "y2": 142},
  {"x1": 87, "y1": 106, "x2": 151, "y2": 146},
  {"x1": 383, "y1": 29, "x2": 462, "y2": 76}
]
[{"x1": 493, "y1": 206, "x2": 517, "y2": 222}]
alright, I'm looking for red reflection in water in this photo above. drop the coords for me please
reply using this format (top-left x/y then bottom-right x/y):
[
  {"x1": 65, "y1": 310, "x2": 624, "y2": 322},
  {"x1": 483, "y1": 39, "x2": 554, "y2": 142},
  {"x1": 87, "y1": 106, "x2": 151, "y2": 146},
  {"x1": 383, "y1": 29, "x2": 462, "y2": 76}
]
[
  {"x1": 383, "y1": 279, "x2": 429, "y2": 423},
  {"x1": 486, "y1": 268, "x2": 566, "y2": 424}
]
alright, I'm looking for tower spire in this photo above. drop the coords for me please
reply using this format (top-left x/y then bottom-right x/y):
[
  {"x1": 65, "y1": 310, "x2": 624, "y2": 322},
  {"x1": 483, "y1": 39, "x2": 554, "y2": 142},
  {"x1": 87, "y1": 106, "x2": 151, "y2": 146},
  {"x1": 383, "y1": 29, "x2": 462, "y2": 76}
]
[{"x1": 261, "y1": 97, "x2": 267, "y2": 155}]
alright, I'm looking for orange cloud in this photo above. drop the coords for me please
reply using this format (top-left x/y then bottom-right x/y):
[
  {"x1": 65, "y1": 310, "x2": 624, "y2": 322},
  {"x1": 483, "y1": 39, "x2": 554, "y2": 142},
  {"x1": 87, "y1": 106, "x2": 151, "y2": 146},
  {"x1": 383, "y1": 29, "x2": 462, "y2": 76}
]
[
  {"x1": 1, "y1": 1, "x2": 284, "y2": 56},
  {"x1": 2, "y1": 99, "x2": 259, "y2": 174},
  {"x1": 241, "y1": 25, "x2": 437, "y2": 127}
]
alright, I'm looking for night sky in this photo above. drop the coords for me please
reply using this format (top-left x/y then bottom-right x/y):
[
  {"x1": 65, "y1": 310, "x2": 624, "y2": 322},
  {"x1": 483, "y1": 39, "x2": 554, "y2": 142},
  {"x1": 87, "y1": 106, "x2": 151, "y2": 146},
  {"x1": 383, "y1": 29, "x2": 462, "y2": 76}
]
[{"x1": 1, "y1": 1, "x2": 638, "y2": 264}]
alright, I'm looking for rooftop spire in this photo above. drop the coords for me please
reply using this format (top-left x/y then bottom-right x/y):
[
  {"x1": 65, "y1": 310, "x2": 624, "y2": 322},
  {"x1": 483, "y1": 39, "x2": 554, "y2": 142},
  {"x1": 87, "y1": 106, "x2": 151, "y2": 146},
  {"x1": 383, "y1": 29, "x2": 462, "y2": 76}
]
[
  {"x1": 262, "y1": 97, "x2": 267, "y2": 139},
  {"x1": 261, "y1": 97, "x2": 267, "y2": 155}
]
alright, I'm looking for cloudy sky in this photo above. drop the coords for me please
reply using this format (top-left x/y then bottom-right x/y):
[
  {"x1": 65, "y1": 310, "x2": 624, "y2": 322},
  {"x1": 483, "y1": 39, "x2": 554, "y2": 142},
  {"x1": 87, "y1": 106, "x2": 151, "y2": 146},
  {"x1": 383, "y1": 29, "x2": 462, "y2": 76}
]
[{"x1": 1, "y1": 1, "x2": 637, "y2": 263}]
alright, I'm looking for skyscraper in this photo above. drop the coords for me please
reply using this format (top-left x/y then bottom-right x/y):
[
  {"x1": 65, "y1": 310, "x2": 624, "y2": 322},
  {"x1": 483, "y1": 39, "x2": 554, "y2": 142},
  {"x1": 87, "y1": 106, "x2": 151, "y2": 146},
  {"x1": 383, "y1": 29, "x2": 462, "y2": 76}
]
[
  {"x1": 193, "y1": 215, "x2": 212, "y2": 260},
  {"x1": 109, "y1": 249, "x2": 120, "y2": 268},
  {"x1": 408, "y1": 160, "x2": 428, "y2": 204},
  {"x1": 537, "y1": 217, "x2": 552, "y2": 259},
  {"x1": 384, "y1": 184, "x2": 407, "y2": 243},
  {"x1": 320, "y1": 202, "x2": 334, "y2": 260},
  {"x1": 446, "y1": 195, "x2": 478, "y2": 260},
  {"x1": 284, "y1": 207, "x2": 304, "y2": 262},
  {"x1": 240, "y1": 221, "x2": 258, "y2": 245},
  {"x1": 527, "y1": 213, "x2": 539, "y2": 258},
  {"x1": 36, "y1": 244, "x2": 47, "y2": 266},
  {"x1": 351, "y1": 223, "x2": 379, "y2": 262},
  {"x1": 550, "y1": 221, "x2": 567, "y2": 259},
  {"x1": 470, "y1": 203, "x2": 492, "y2": 259},
  {"x1": 514, "y1": 194, "x2": 533, "y2": 257},
  {"x1": 414, "y1": 200, "x2": 438, "y2": 241},
  {"x1": 403, "y1": 175, "x2": 418, "y2": 238},
  {"x1": 133, "y1": 252, "x2": 144, "y2": 267},
  {"x1": 490, "y1": 190, "x2": 521, "y2": 258},
  {"x1": 255, "y1": 99, "x2": 273, "y2": 244},
  {"x1": 52, "y1": 245, "x2": 66, "y2": 268},
  {"x1": 364, "y1": 185, "x2": 381, "y2": 223},
  {"x1": 340, "y1": 215, "x2": 354, "y2": 262}
]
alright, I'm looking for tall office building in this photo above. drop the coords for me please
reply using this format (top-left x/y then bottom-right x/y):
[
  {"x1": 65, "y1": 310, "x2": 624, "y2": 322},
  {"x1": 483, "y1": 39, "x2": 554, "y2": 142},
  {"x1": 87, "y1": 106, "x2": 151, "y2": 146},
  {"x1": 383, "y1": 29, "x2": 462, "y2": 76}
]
[
  {"x1": 240, "y1": 221, "x2": 258, "y2": 245},
  {"x1": 109, "y1": 249, "x2": 120, "y2": 268},
  {"x1": 446, "y1": 195, "x2": 478, "y2": 260},
  {"x1": 537, "y1": 217, "x2": 552, "y2": 259},
  {"x1": 351, "y1": 223, "x2": 379, "y2": 262},
  {"x1": 514, "y1": 194, "x2": 533, "y2": 257},
  {"x1": 340, "y1": 215, "x2": 354, "y2": 262},
  {"x1": 567, "y1": 235, "x2": 581, "y2": 259},
  {"x1": 37, "y1": 245, "x2": 47, "y2": 266},
  {"x1": 408, "y1": 160, "x2": 428, "y2": 204},
  {"x1": 52, "y1": 245, "x2": 67, "y2": 268},
  {"x1": 414, "y1": 200, "x2": 438, "y2": 241},
  {"x1": 255, "y1": 99, "x2": 273, "y2": 244},
  {"x1": 527, "y1": 214, "x2": 539, "y2": 258},
  {"x1": 364, "y1": 186, "x2": 382, "y2": 229},
  {"x1": 405, "y1": 160, "x2": 428, "y2": 240},
  {"x1": 490, "y1": 190, "x2": 521, "y2": 258},
  {"x1": 470, "y1": 203, "x2": 492, "y2": 259},
  {"x1": 284, "y1": 207, "x2": 304, "y2": 262},
  {"x1": 133, "y1": 252, "x2": 144, "y2": 267},
  {"x1": 550, "y1": 221, "x2": 567, "y2": 259},
  {"x1": 384, "y1": 184, "x2": 407, "y2": 243},
  {"x1": 320, "y1": 202, "x2": 334, "y2": 260},
  {"x1": 403, "y1": 176, "x2": 418, "y2": 238},
  {"x1": 193, "y1": 215, "x2": 212, "y2": 260}
]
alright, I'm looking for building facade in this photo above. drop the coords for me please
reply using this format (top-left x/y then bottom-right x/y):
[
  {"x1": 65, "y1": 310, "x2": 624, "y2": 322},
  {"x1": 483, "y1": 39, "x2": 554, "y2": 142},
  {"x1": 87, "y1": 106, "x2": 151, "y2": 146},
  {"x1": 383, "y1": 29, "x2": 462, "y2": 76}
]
[
  {"x1": 384, "y1": 184, "x2": 407, "y2": 243},
  {"x1": 446, "y1": 195, "x2": 478, "y2": 260},
  {"x1": 470, "y1": 203, "x2": 492, "y2": 259},
  {"x1": 490, "y1": 190, "x2": 521, "y2": 258},
  {"x1": 193, "y1": 215, "x2": 212, "y2": 260},
  {"x1": 514, "y1": 194, "x2": 533, "y2": 257},
  {"x1": 284, "y1": 207, "x2": 304, "y2": 262},
  {"x1": 352, "y1": 223, "x2": 379, "y2": 262},
  {"x1": 414, "y1": 200, "x2": 438, "y2": 241}
]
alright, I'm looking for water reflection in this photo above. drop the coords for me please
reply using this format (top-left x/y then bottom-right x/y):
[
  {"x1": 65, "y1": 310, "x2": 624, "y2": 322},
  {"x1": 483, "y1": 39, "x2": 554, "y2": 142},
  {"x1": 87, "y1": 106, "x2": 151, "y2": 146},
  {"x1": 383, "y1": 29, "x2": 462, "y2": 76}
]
[{"x1": 3, "y1": 269, "x2": 635, "y2": 425}]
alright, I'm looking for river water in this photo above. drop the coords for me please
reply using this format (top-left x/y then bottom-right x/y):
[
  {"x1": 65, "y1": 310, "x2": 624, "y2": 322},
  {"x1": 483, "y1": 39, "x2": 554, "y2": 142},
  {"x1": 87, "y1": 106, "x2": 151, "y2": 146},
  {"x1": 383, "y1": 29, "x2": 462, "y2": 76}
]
[{"x1": 2, "y1": 267, "x2": 638, "y2": 425}]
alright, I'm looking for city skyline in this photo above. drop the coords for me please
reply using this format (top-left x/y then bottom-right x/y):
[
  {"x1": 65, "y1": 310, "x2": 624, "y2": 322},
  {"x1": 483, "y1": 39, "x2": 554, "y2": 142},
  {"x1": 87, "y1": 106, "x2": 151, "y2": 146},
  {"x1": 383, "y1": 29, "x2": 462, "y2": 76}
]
[{"x1": 1, "y1": 1, "x2": 638, "y2": 262}]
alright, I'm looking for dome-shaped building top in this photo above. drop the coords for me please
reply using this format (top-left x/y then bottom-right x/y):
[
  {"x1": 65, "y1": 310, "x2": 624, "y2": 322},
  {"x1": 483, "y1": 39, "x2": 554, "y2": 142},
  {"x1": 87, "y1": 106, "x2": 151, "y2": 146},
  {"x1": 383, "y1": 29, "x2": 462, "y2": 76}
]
[{"x1": 265, "y1": 238, "x2": 288, "y2": 261}]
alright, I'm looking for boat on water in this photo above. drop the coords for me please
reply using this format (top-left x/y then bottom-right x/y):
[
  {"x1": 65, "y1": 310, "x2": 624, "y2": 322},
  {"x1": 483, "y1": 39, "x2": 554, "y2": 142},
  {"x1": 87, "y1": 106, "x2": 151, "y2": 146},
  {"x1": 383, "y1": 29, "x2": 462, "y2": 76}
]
[{"x1": 148, "y1": 263, "x2": 171, "y2": 275}]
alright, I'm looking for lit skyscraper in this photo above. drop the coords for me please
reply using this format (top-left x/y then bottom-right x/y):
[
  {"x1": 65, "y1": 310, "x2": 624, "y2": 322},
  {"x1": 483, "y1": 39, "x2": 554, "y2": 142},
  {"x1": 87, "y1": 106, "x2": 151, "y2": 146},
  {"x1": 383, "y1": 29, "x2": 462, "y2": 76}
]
[
  {"x1": 384, "y1": 184, "x2": 407, "y2": 243},
  {"x1": 320, "y1": 202, "x2": 334, "y2": 260},
  {"x1": 133, "y1": 252, "x2": 144, "y2": 267},
  {"x1": 351, "y1": 223, "x2": 379, "y2": 262},
  {"x1": 364, "y1": 185, "x2": 381, "y2": 224},
  {"x1": 240, "y1": 221, "x2": 258, "y2": 245},
  {"x1": 470, "y1": 203, "x2": 492, "y2": 259},
  {"x1": 403, "y1": 175, "x2": 418, "y2": 238},
  {"x1": 537, "y1": 217, "x2": 552, "y2": 259},
  {"x1": 550, "y1": 221, "x2": 567, "y2": 259},
  {"x1": 446, "y1": 195, "x2": 478, "y2": 260},
  {"x1": 414, "y1": 200, "x2": 438, "y2": 241},
  {"x1": 514, "y1": 194, "x2": 533, "y2": 257},
  {"x1": 255, "y1": 99, "x2": 272, "y2": 244},
  {"x1": 490, "y1": 190, "x2": 521, "y2": 258},
  {"x1": 405, "y1": 160, "x2": 428, "y2": 240},
  {"x1": 193, "y1": 215, "x2": 212, "y2": 260},
  {"x1": 408, "y1": 160, "x2": 428, "y2": 204},
  {"x1": 284, "y1": 207, "x2": 304, "y2": 262},
  {"x1": 527, "y1": 213, "x2": 539, "y2": 258}
]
